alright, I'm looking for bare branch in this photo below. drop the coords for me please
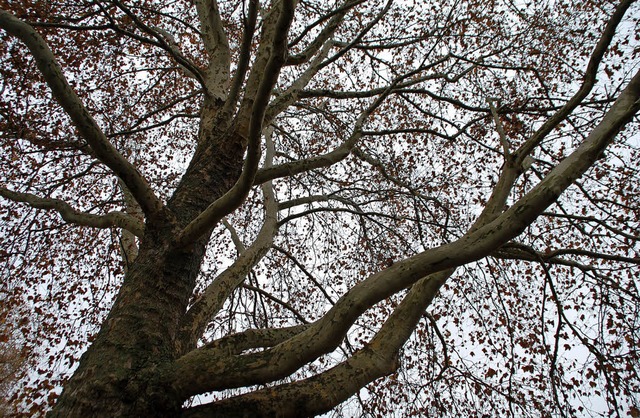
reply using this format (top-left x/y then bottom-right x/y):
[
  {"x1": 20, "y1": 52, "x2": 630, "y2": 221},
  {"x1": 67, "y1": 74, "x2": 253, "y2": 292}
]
[
  {"x1": 170, "y1": 68, "x2": 640, "y2": 397},
  {"x1": 541, "y1": 211, "x2": 640, "y2": 241},
  {"x1": 0, "y1": 9, "x2": 164, "y2": 217},
  {"x1": 265, "y1": 39, "x2": 335, "y2": 123},
  {"x1": 273, "y1": 246, "x2": 336, "y2": 305},
  {"x1": 201, "y1": 324, "x2": 310, "y2": 353},
  {"x1": 0, "y1": 187, "x2": 144, "y2": 237},
  {"x1": 285, "y1": 0, "x2": 357, "y2": 66},
  {"x1": 222, "y1": 219, "x2": 247, "y2": 253},
  {"x1": 318, "y1": 0, "x2": 393, "y2": 69},
  {"x1": 241, "y1": 283, "x2": 309, "y2": 324},
  {"x1": 106, "y1": 1, "x2": 208, "y2": 91},
  {"x1": 496, "y1": 242, "x2": 640, "y2": 266},
  {"x1": 513, "y1": 0, "x2": 636, "y2": 165},
  {"x1": 254, "y1": 67, "x2": 422, "y2": 185},
  {"x1": 287, "y1": 0, "x2": 365, "y2": 50}
]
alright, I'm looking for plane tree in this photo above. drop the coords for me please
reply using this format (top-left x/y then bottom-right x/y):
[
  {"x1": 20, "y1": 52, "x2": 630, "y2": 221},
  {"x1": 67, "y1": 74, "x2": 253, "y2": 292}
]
[{"x1": 0, "y1": 0, "x2": 639, "y2": 416}]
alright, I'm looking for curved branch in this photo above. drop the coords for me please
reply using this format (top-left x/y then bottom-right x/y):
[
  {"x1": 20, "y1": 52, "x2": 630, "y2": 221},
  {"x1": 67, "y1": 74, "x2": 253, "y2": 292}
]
[
  {"x1": 182, "y1": 270, "x2": 451, "y2": 418},
  {"x1": 285, "y1": 0, "x2": 355, "y2": 66},
  {"x1": 222, "y1": 0, "x2": 258, "y2": 116},
  {"x1": 176, "y1": 128, "x2": 280, "y2": 353},
  {"x1": 513, "y1": 0, "x2": 636, "y2": 165},
  {"x1": 254, "y1": 68, "x2": 415, "y2": 185},
  {"x1": 0, "y1": 187, "x2": 144, "y2": 237},
  {"x1": 110, "y1": 0, "x2": 208, "y2": 92},
  {"x1": 0, "y1": 9, "x2": 164, "y2": 217}
]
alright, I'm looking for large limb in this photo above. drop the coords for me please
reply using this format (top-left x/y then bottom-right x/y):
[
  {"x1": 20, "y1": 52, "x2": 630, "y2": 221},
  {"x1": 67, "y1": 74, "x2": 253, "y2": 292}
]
[
  {"x1": 235, "y1": 0, "x2": 296, "y2": 134},
  {"x1": 166, "y1": 68, "x2": 640, "y2": 398},
  {"x1": 194, "y1": 324, "x2": 311, "y2": 354},
  {"x1": 221, "y1": 0, "x2": 259, "y2": 116},
  {"x1": 181, "y1": 270, "x2": 451, "y2": 418},
  {"x1": 173, "y1": 146, "x2": 516, "y2": 404},
  {"x1": 185, "y1": 74, "x2": 540, "y2": 413},
  {"x1": 0, "y1": 10, "x2": 164, "y2": 217}
]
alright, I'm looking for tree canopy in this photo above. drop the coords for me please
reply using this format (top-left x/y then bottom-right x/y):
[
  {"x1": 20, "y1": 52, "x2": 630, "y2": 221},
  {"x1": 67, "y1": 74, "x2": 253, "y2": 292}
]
[{"x1": 1, "y1": 0, "x2": 639, "y2": 416}]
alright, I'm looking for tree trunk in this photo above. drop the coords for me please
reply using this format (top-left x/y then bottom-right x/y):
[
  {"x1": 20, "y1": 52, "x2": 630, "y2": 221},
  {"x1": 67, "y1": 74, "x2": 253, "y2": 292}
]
[
  {"x1": 49, "y1": 240, "x2": 186, "y2": 416},
  {"x1": 49, "y1": 101, "x2": 245, "y2": 417}
]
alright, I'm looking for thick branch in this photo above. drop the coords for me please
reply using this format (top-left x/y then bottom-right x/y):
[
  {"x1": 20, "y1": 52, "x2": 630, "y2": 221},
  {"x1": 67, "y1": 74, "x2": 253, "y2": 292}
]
[
  {"x1": 194, "y1": 0, "x2": 231, "y2": 99},
  {"x1": 176, "y1": 128, "x2": 280, "y2": 353},
  {"x1": 0, "y1": 9, "x2": 164, "y2": 217},
  {"x1": 200, "y1": 324, "x2": 310, "y2": 354},
  {"x1": 487, "y1": 97, "x2": 511, "y2": 159},
  {"x1": 236, "y1": 0, "x2": 293, "y2": 131},
  {"x1": 182, "y1": 270, "x2": 451, "y2": 418},
  {"x1": 222, "y1": 0, "x2": 258, "y2": 116}
]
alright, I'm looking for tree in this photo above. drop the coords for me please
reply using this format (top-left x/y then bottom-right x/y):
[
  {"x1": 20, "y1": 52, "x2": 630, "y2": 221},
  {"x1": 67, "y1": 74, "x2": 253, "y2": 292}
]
[{"x1": 0, "y1": 0, "x2": 639, "y2": 416}]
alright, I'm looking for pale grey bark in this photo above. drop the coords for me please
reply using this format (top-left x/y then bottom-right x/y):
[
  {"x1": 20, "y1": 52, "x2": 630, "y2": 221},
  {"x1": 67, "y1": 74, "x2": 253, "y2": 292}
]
[{"x1": 194, "y1": 0, "x2": 231, "y2": 99}]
